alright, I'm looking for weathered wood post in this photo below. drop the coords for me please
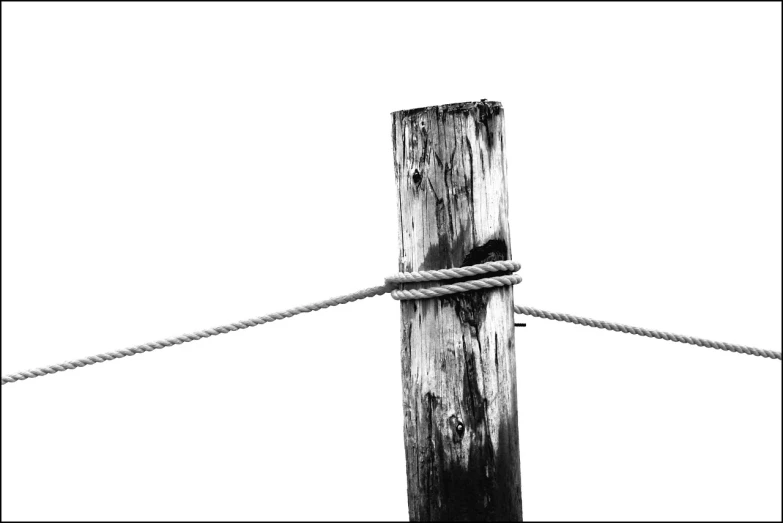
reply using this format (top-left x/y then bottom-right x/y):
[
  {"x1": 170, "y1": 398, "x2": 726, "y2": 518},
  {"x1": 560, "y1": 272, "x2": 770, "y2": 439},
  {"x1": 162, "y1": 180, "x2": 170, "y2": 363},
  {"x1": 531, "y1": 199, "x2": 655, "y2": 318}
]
[{"x1": 392, "y1": 101, "x2": 522, "y2": 521}]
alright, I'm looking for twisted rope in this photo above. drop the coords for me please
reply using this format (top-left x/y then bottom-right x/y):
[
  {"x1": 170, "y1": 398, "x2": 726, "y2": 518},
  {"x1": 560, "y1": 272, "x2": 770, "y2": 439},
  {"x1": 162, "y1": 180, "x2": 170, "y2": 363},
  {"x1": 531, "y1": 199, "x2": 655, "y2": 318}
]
[
  {"x1": 2, "y1": 260, "x2": 777, "y2": 386},
  {"x1": 515, "y1": 305, "x2": 781, "y2": 360},
  {"x1": 0, "y1": 284, "x2": 394, "y2": 385},
  {"x1": 385, "y1": 260, "x2": 520, "y2": 283},
  {"x1": 391, "y1": 274, "x2": 522, "y2": 300},
  {"x1": 1, "y1": 260, "x2": 517, "y2": 386}
]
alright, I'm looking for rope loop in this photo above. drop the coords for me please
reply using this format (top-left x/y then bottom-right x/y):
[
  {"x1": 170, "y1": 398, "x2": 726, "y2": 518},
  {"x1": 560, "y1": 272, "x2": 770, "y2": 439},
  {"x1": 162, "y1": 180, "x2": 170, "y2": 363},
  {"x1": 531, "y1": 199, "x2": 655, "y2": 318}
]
[
  {"x1": 392, "y1": 274, "x2": 522, "y2": 301},
  {"x1": 385, "y1": 260, "x2": 521, "y2": 284},
  {"x1": 386, "y1": 260, "x2": 522, "y2": 301}
]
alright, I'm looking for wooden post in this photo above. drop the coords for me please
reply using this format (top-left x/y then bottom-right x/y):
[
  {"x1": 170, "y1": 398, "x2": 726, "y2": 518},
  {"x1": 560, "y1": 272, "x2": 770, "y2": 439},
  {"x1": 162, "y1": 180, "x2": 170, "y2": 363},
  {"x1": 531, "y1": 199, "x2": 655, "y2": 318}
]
[{"x1": 392, "y1": 101, "x2": 522, "y2": 521}]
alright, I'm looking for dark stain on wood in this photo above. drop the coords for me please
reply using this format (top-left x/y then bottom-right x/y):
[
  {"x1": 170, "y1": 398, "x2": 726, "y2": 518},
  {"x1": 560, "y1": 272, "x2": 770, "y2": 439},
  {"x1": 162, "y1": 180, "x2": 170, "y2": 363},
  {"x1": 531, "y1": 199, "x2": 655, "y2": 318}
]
[
  {"x1": 462, "y1": 239, "x2": 509, "y2": 267},
  {"x1": 412, "y1": 169, "x2": 422, "y2": 187}
]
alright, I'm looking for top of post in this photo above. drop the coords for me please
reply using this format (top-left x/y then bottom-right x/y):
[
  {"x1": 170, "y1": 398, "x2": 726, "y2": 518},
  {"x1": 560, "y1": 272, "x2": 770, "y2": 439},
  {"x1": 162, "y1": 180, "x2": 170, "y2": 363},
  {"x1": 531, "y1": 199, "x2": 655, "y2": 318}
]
[{"x1": 391, "y1": 100, "x2": 502, "y2": 118}]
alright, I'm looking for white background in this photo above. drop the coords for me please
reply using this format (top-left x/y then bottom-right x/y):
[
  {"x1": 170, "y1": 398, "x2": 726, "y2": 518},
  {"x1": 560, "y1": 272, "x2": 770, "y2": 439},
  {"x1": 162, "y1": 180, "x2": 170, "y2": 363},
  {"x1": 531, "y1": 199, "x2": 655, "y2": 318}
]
[{"x1": 2, "y1": 3, "x2": 781, "y2": 521}]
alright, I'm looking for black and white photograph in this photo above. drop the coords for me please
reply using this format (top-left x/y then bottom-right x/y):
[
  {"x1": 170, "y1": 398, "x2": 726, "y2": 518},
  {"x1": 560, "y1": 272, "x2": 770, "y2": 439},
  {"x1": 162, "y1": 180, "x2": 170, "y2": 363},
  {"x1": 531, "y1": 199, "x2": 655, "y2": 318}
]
[{"x1": 1, "y1": 2, "x2": 781, "y2": 521}]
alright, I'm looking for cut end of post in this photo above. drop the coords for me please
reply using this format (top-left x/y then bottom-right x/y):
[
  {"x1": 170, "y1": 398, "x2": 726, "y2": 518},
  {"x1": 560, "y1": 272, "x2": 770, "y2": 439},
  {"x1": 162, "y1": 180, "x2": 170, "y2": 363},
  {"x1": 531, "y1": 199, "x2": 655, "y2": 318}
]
[{"x1": 391, "y1": 99, "x2": 502, "y2": 117}]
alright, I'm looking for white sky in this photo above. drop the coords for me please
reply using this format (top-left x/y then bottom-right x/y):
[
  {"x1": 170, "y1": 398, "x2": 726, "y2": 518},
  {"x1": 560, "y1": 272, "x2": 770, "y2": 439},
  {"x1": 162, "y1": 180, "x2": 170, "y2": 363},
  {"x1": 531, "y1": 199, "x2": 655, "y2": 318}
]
[{"x1": 2, "y1": 2, "x2": 781, "y2": 521}]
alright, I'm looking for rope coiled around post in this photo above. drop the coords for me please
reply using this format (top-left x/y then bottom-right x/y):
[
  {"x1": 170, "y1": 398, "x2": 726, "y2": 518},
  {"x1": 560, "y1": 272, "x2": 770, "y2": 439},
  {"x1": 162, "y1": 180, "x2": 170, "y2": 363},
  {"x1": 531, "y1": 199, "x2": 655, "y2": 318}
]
[
  {"x1": 386, "y1": 260, "x2": 522, "y2": 301},
  {"x1": 1, "y1": 260, "x2": 778, "y2": 386},
  {"x1": 0, "y1": 261, "x2": 520, "y2": 385}
]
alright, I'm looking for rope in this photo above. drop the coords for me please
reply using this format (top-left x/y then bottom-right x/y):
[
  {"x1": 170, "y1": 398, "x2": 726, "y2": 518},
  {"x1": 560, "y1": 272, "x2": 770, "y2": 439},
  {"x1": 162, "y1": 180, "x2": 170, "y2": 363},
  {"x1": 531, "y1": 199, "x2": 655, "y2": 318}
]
[
  {"x1": 515, "y1": 305, "x2": 781, "y2": 360},
  {"x1": 385, "y1": 260, "x2": 520, "y2": 283},
  {"x1": 1, "y1": 261, "x2": 519, "y2": 386},
  {"x1": 391, "y1": 274, "x2": 522, "y2": 300},
  {"x1": 387, "y1": 260, "x2": 522, "y2": 300},
  {"x1": 2, "y1": 260, "x2": 777, "y2": 385},
  {"x1": 0, "y1": 283, "x2": 395, "y2": 386}
]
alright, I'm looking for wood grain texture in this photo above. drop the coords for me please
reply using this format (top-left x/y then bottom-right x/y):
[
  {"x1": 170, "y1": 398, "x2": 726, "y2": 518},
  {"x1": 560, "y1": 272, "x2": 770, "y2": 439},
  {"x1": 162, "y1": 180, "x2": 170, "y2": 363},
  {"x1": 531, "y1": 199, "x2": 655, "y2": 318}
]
[{"x1": 392, "y1": 101, "x2": 522, "y2": 521}]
